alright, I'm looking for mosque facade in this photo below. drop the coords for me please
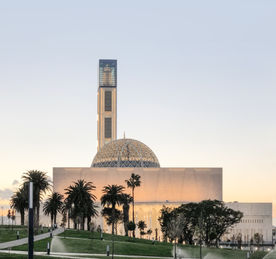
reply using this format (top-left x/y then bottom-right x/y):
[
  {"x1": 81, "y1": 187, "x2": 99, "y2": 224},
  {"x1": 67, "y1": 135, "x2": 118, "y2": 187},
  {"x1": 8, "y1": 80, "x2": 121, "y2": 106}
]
[{"x1": 52, "y1": 59, "x2": 271, "y2": 242}]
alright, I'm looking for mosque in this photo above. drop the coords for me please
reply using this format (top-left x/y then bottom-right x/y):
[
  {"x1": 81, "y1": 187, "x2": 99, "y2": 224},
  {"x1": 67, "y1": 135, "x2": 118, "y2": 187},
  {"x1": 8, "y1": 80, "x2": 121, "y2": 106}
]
[
  {"x1": 53, "y1": 59, "x2": 222, "y2": 235},
  {"x1": 53, "y1": 60, "x2": 271, "y2": 242},
  {"x1": 53, "y1": 59, "x2": 273, "y2": 243}
]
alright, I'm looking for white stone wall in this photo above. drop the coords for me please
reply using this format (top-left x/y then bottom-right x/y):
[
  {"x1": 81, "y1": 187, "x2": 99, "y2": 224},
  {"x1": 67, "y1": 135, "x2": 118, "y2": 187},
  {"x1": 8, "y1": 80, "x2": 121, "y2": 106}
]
[{"x1": 224, "y1": 202, "x2": 272, "y2": 243}]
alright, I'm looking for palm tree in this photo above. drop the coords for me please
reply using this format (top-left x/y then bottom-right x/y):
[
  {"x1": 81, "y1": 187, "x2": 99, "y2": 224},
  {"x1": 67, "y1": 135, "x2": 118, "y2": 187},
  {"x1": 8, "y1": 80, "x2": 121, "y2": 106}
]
[
  {"x1": 22, "y1": 170, "x2": 51, "y2": 228},
  {"x1": 125, "y1": 173, "x2": 141, "y2": 237},
  {"x1": 147, "y1": 229, "x2": 152, "y2": 239},
  {"x1": 137, "y1": 220, "x2": 147, "y2": 238},
  {"x1": 120, "y1": 193, "x2": 133, "y2": 236},
  {"x1": 43, "y1": 192, "x2": 64, "y2": 226},
  {"x1": 64, "y1": 179, "x2": 97, "y2": 230},
  {"x1": 62, "y1": 200, "x2": 71, "y2": 229},
  {"x1": 101, "y1": 207, "x2": 122, "y2": 234},
  {"x1": 10, "y1": 186, "x2": 28, "y2": 225},
  {"x1": 86, "y1": 198, "x2": 99, "y2": 231},
  {"x1": 101, "y1": 184, "x2": 125, "y2": 235},
  {"x1": 101, "y1": 184, "x2": 125, "y2": 259},
  {"x1": 60, "y1": 204, "x2": 67, "y2": 229}
]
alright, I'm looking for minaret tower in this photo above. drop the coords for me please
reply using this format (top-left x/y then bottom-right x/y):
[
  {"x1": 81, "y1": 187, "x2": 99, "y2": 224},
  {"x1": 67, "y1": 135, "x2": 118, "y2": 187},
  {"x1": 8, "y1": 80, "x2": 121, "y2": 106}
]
[{"x1": 97, "y1": 59, "x2": 117, "y2": 151}]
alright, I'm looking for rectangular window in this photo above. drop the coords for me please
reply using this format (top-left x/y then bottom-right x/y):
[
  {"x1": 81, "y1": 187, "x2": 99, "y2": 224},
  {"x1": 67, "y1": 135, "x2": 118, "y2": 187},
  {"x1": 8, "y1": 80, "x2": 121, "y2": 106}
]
[
  {"x1": 105, "y1": 91, "x2": 112, "y2": 111},
  {"x1": 105, "y1": 118, "x2": 112, "y2": 138}
]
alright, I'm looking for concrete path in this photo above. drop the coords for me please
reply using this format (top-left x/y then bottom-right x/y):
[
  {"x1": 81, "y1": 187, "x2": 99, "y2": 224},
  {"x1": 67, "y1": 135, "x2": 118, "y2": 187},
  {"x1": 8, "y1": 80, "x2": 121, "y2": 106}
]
[
  {"x1": 0, "y1": 250, "x2": 98, "y2": 259},
  {"x1": 49, "y1": 252, "x2": 172, "y2": 259},
  {"x1": 0, "y1": 250, "x2": 172, "y2": 259},
  {"x1": 263, "y1": 248, "x2": 276, "y2": 259},
  {"x1": 0, "y1": 228, "x2": 64, "y2": 250}
]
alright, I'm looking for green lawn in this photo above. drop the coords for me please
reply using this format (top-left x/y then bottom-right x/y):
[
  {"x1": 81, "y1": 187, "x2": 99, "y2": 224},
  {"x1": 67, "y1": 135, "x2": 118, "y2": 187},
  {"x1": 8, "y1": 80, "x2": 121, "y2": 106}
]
[
  {"x1": 0, "y1": 226, "x2": 28, "y2": 243},
  {"x1": 11, "y1": 237, "x2": 51, "y2": 253},
  {"x1": 0, "y1": 225, "x2": 50, "y2": 243},
  {"x1": 0, "y1": 253, "x2": 67, "y2": 259},
  {"x1": 59, "y1": 229, "x2": 155, "y2": 244},
  {"x1": 9, "y1": 229, "x2": 269, "y2": 259},
  {"x1": 0, "y1": 253, "x2": 173, "y2": 259}
]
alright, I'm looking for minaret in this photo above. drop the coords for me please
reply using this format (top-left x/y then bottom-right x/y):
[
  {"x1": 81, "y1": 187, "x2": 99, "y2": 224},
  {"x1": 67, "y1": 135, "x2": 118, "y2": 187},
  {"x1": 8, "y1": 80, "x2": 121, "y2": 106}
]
[{"x1": 97, "y1": 59, "x2": 117, "y2": 151}]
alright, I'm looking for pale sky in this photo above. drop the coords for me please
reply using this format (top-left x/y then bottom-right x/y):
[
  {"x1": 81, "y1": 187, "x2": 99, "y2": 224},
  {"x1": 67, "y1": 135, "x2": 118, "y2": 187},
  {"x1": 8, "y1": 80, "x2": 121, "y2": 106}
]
[{"x1": 0, "y1": 1, "x2": 276, "y2": 216}]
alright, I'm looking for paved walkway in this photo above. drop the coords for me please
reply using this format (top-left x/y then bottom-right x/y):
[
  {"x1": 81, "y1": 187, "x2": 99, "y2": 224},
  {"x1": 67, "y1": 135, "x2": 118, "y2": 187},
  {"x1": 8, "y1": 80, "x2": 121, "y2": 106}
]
[
  {"x1": 0, "y1": 228, "x2": 64, "y2": 250},
  {"x1": 0, "y1": 250, "x2": 172, "y2": 259},
  {"x1": 263, "y1": 248, "x2": 276, "y2": 259},
  {"x1": 50, "y1": 252, "x2": 171, "y2": 259}
]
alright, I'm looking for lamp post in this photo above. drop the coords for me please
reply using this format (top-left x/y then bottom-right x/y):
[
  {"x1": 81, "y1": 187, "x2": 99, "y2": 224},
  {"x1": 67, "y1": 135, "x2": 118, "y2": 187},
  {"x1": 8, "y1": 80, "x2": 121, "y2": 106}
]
[
  {"x1": 28, "y1": 182, "x2": 34, "y2": 259},
  {"x1": 71, "y1": 203, "x2": 75, "y2": 229}
]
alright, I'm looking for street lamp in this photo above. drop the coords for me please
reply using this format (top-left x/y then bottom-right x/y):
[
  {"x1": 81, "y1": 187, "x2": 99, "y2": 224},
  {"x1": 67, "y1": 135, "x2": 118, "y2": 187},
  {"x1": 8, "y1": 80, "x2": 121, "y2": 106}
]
[
  {"x1": 28, "y1": 182, "x2": 34, "y2": 259},
  {"x1": 71, "y1": 203, "x2": 75, "y2": 229}
]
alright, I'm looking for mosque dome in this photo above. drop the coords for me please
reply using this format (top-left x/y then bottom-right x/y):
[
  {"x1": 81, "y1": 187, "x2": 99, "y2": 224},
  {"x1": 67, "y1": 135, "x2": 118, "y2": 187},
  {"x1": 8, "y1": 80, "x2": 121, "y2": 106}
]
[{"x1": 91, "y1": 138, "x2": 160, "y2": 168}]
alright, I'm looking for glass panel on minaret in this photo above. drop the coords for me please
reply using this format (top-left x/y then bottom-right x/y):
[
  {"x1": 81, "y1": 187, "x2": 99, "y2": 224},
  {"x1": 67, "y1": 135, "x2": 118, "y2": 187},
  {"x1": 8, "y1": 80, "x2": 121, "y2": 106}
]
[
  {"x1": 99, "y1": 60, "x2": 117, "y2": 87},
  {"x1": 104, "y1": 118, "x2": 112, "y2": 138},
  {"x1": 105, "y1": 91, "x2": 112, "y2": 111}
]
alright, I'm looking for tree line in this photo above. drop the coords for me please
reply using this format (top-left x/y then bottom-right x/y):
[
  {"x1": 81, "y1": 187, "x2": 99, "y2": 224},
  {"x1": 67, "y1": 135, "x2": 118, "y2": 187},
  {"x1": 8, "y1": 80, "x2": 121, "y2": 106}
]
[
  {"x1": 10, "y1": 170, "x2": 142, "y2": 237},
  {"x1": 10, "y1": 170, "x2": 243, "y2": 245},
  {"x1": 158, "y1": 200, "x2": 243, "y2": 247}
]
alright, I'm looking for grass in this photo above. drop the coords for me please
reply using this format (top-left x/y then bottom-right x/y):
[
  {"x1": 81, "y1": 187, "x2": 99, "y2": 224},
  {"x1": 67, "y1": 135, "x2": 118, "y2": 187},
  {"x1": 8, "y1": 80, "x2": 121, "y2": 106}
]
[
  {"x1": 0, "y1": 226, "x2": 28, "y2": 243},
  {"x1": 0, "y1": 253, "x2": 169, "y2": 259},
  {"x1": 0, "y1": 253, "x2": 67, "y2": 259},
  {"x1": 11, "y1": 236, "x2": 172, "y2": 256},
  {"x1": 11, "y1": 237, "x2": 51, "y2": 252},
  {"x1": 59, "y1": 230, "x2": 155, "y2": 244},
  {"x1": 0, "y1": 225, "x2": 50, "y2": 243},
  {"x1": 10, "y1": 229, "x2": 269, "y2": 259}
]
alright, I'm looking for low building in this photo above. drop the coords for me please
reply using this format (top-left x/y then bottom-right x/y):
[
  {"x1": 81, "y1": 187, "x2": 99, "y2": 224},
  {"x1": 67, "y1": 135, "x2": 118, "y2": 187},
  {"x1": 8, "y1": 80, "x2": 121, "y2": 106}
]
[{"x1": 223, "y1": 202, "x2": 272, "y2": 243}]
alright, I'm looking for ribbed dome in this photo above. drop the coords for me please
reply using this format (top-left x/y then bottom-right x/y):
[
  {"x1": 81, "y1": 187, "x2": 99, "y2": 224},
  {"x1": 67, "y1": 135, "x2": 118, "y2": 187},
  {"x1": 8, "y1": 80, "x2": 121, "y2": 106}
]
[{"x1": 91, "y1": 138, "x2": 160, "y2": 168}]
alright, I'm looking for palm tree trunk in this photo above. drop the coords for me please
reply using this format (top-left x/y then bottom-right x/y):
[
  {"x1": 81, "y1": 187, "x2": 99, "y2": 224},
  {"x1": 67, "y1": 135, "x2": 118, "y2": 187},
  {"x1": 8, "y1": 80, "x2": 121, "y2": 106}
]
[
  {"x1": 87, "y1": 216, "x2": 91, "y2": 231},
  {"x1": 115, "y1": 222, "x2": 118, "y2": 235},
  {"x1": 51, "y1": 214, "x2": 53, "y2": 227},
  {"x1": 174, "y1": 240, "x2": 177, "y2": 259},
  {"x1": 124, "y1": 221, "x2": 128, "y2": 236},
  {"x1": 132, "y1": 187, "x2": 135, "y2": 238},
  {"x1": 20, "y1": 210, "x2": 25, "y2": 225},
  {"x1": 112, "y1": 220, "x2": 115, "y2": 235},
  {"x1": 54, "y1": 213, "x2": 57, "y2": 225},
  {"x1": 123, "y1": 204, "x2": 129, "y2": 236},
  {"x1": 68, "y1": 210, "x2": 70, "y2": 229},
  {"x1": 36, "y1": 204, "x2": 40, "y2": 229},
  {"x1": 112, "y1": 205, "x2": 115, "y2": 235},
  {"x1": 81, "y1": 215, "x2": 85, "y2": 230},
  {"x1": 112, "y1": 230, "x2": 115, "y2": 259},
  {"x1": 33, "y1": 205, "x2": 38, "y2": 232}
]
